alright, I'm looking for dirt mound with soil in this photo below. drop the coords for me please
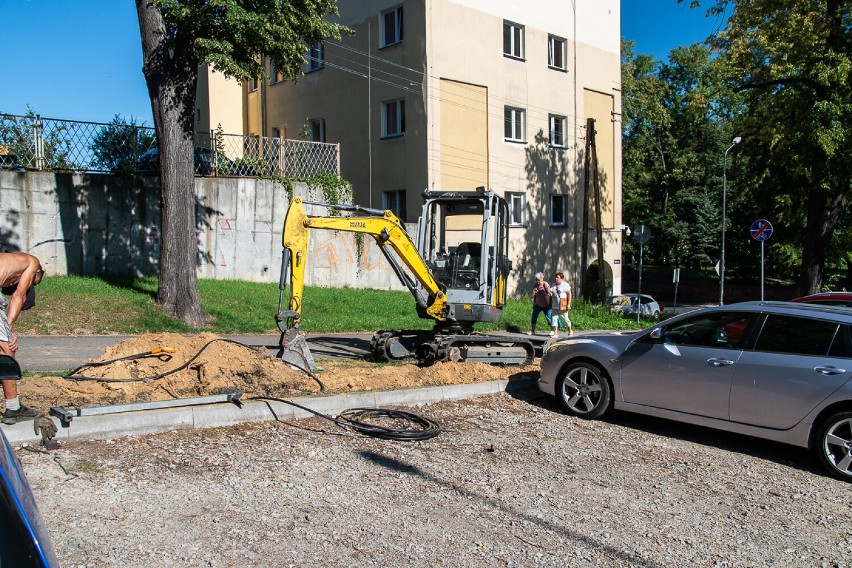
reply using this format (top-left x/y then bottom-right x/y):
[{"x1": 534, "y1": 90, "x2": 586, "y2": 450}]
[{"x1": 19, "y1": 332, "x2": 538, "y2": 413}]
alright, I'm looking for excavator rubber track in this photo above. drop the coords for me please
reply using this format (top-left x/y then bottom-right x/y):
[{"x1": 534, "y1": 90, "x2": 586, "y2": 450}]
[{"x1": 371, "y1": 330, "x2": 535, "y2": 366}]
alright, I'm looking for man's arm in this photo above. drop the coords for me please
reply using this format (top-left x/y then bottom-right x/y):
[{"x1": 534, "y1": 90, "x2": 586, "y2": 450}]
[{"x1": 5, "y1": 261, "x2": 38, "y2": 327}]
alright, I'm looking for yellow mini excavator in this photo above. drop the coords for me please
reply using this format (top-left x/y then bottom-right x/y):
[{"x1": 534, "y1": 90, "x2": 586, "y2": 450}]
[{"x1": 275, "y1": 188, "x2": 534, "y2": 368}]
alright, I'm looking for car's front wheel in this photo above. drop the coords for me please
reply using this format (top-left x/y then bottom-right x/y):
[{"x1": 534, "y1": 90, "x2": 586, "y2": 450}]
[
  {"x1": 816, "y1": 411, "x2": 852, "y2": 482},
  {"x1": 555, "y1": 362, "x2": 612, "y2": 419}
]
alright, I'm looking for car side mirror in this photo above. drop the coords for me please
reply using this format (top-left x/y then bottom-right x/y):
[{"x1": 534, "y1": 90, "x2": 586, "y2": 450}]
[
  {"x1": 0, "y1": 355, "x2": 21, "y2": 381},
  {"x1": 649, "y1": 328, "x2": 663, "y2": 342}
]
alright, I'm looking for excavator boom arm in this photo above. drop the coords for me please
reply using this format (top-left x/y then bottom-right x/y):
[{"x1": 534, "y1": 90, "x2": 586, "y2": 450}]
[{"x1": 278, "y1": 197, "x2": 446, "y2": 329}]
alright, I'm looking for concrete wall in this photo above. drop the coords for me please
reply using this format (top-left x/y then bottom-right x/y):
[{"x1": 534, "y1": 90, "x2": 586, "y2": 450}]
[{"x1": 0, "y1": 171, "x2": 404, "y2": 291}]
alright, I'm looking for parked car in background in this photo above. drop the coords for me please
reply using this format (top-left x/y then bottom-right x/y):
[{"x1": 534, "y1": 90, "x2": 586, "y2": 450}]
[
  {"x1": 792, "y1": 292, "x2": 852, "y2": 308},
  {"x1": 539, "y1": 301, "x2": 852, "y2": 482},
  {"x1": 0, "y1": 355, "x2": 59, "y2": 566},
  {"x1": 0, "y1": 154, "x2": 27, "y2": 172},
  {"x1": 607, "y1": 293, "x2": 663, "y2": 320},
  {"x1": 136, "y1": 147, "x2": 258, "y2": 177}
]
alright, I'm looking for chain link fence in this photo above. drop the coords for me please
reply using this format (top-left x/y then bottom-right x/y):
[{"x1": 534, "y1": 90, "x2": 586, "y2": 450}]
[{"x1": 0, "y1": 113, "x2": 339, "y2": 178}]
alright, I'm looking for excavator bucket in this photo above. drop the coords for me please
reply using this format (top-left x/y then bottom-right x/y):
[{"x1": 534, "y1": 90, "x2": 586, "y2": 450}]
[{"x1": 277, "y1": 327, "x2": 318, "y2": 372}]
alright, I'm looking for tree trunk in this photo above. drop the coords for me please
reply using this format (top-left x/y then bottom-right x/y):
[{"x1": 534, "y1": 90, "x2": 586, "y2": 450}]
[
  {"x1": 799, "y1": 183, "x2": 848, "y2": 296},
  {"x1": 136, "y1": 0, "x2": 207, "y2": 326}
]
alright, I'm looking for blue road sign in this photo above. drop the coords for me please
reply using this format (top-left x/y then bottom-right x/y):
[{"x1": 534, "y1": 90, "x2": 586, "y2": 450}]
[{"x1": 750, "y1": 219, "x2": 773, "y2": 241}]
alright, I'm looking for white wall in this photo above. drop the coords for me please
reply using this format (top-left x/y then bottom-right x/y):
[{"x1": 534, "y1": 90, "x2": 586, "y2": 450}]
[{"x1": 0, "y1": 172, "x2": 404, "y2": 291}]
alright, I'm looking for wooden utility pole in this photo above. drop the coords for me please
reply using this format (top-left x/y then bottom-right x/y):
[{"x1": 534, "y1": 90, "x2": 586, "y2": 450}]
[{"x1": 581, "y1": 118, "x2": 607, "y2": 302}]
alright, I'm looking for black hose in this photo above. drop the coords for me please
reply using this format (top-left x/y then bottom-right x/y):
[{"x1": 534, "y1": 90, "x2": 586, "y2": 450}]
[
  {"x1": 63, "y1": 338, "x2": 252, "y2": 383},
  {"x1": 62, "y1": 338, "x2": 325, "y2": 390},
  {"x1": 251, "y1": 395, "x2": 441, "y2": 442}
]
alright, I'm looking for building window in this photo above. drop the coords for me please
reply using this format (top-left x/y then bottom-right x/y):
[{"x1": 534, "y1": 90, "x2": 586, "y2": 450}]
[
  {"x1": 383, "y1": 190, "x2": 407, "y2": 220},
  {"x1": 381, "y1": 6, "x2": 404, "y2": 47},
  {"x1": 308, "y1": 118, "x2": 326, "y2": 142},
  {"x1": 550, "y1": 194, "x2": 567, "y2": 227},
  {"x1": 548, "y1": 35, "x2": 566, "y2": 70},
  {"x1": 504, "y1": 107, "x2": 525, "y2": 142},
  {"x1": 308, "y1": 42, "x2": 325, "y2": 72},
  {"x1": 549, "y1": 114, "x2": 567, "y2": 147},
  {"x1": 382, "y1": 99, "x2": 406, "y2": 138},
  {"x1": 503, "y1": 21, "x2": 524, "y2": 59},
  {"x1": 270, "y1": 63, "x2": 285, "y2": 84},
  {"x1": 507, "y1": 192, "x2": 526, "y2": 226},
  {"x1": 249, "y1": 77, "x2": 259, "y2": 92}
]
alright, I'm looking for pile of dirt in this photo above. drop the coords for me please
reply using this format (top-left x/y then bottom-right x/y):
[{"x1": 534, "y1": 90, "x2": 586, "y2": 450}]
[{"x1": 19, "y1": 333, "x2": 538, "y2": 413}]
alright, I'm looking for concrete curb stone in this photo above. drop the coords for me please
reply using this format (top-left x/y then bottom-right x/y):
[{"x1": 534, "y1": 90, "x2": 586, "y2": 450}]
[{"x1": 1, "y1": 377, "x2": 537, "y2": 445}]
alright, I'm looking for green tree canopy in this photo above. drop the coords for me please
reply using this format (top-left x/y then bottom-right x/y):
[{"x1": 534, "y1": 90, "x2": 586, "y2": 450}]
[{"x1": 701, "y1": 0, "x2": 852, "y2": 293}]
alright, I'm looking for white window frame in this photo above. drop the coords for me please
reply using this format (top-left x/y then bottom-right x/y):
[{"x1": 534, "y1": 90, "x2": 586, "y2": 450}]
[
  {"x1": 382, "y1": 190, "x2": 407, "y2": 220},
  {"x1": 503, "y1": 21, "x2": 525, "y2": 60},
  {"x1": 380, "y1": 6, "x2": 404, "y2": 48},
  {"x1": 550, "y1": 194, "x2": 567, "y2": 227},
  {"x1": 507, "y1": 192, "x2": 526, "y2": 226},
  {"x1": 548, "y1": 35, "x2": 567, "y2": 71},
  {"x1": 308, "y1": 118, "x2": 326, "y2": 142},
  {"x1": 307, "y1": 42, "x2": 325, "y2": 72},
  {"x1": 549, "y1": 114, "x2": 567, "y2": 147},
  {"x1": 382, "y1": 99, "x2": 406, "y2": 138},
  {"x1": 504, "y1": 106, "x2": 525, "y2": 143}
]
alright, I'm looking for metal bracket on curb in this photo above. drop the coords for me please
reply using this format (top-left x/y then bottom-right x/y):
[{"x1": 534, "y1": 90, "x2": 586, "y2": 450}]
[{"x1": 49, "y1": 391, "x2": 244, "y2": 428}]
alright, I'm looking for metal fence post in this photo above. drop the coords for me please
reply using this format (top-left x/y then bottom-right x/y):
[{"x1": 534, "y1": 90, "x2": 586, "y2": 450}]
[
  {"x1": 33, "y1": 115, "x2": 45, "y2": 170},
  {"x1": 335, "y1": 143, "x2": 341, "y2": 176}
]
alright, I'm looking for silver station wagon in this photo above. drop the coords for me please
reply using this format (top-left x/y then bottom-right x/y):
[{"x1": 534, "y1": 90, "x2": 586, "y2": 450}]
[{"x1": 538, "y1": 302, "x2": 852, "y2": 481}]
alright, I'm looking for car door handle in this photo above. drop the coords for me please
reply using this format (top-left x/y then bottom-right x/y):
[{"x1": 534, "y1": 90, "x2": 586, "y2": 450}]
[
  {"x1": 707, "y1": 358, "x2": 735, "y2": 367},
  {"x1": 814, "y1": 366, "x2": 847, "y2": 375}
]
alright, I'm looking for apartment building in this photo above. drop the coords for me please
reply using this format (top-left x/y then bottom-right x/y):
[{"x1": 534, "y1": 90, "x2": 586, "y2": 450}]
[{"x1": 240, "y1": 0, "x2": 623, "y2": 296}]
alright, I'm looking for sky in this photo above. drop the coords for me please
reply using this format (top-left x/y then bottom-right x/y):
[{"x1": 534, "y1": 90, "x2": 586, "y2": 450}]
[{"x1": 0, "y1": 0, "x2": 725, "y2": 126}]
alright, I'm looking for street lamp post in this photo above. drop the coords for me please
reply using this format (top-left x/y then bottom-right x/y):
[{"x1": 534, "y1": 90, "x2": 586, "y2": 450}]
[{"x1": 720, "y1": 136, "x2": 742, "y2": 306}]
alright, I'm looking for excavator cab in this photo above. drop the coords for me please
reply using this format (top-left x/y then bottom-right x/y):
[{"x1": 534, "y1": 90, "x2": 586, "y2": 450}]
[{"x1": 416, "y1": 189, "x2": 512, "y2": 326}]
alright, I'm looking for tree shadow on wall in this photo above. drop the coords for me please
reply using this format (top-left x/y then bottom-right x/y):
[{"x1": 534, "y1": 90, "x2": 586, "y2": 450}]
[
  {"x1": 36, "y1": 173, "x2": 219, "y2": 287},
  {"x1": 0, "y1": 209, "x2": 23, "y2": 252},
  {"x1": 518, "y1": 129, "x2": 578, "y2": 291}
]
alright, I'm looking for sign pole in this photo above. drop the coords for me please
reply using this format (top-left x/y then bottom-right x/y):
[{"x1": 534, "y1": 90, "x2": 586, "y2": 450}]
[
  {"x1": 673, "y1": 267, "x2": 680, "y2": 311},
  {"x1": 633, "y1": 225, "x2": 651, "y2": 323},
  {"x1": 761, "y1": 241, "x2": 765, "y2": 301},
  {"x1": 749, "y1": 219, "x2": 773, "y2": 302},
  {"x1": 638, "y1": 240, "x2": 643, "y2": 325}
]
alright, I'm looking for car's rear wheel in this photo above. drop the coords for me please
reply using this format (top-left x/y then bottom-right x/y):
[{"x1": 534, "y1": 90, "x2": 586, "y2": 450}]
[
  {"x1": 555, "y1": 362, "x2": 612, "y2": 419},
  {"x1": 816, "y1": 412, "x2": 852, "y2": 482}
]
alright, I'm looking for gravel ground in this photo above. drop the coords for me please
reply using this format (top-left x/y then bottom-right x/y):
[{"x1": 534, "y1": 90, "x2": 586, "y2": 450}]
[{"x1": 19, "y1": 386, "x2": 852, "y2": 567}]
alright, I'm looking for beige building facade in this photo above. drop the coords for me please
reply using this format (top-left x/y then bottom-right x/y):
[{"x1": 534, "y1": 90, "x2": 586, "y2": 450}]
[{"x1": 239, "y1": 0, "x2": 623, "y2": 297}]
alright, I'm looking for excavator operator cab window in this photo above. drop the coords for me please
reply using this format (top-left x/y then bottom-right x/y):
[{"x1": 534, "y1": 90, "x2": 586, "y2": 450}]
[{"x1": 452, "y1": 242, "x2": 481, "y2": 290}]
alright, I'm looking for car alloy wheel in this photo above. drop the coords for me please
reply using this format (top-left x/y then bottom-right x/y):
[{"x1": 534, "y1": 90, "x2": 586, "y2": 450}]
[
  {"x1": 556, "y1": 362, "x2": 612, "y2": 419},
  {"x1": 816, "y1": 411, "x2": 852, "y2": 482}
]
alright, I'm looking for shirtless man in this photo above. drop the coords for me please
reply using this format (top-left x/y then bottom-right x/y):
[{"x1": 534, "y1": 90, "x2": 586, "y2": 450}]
[{"x1": 0, "y1": 252, "x2": 44, "y2": 424}]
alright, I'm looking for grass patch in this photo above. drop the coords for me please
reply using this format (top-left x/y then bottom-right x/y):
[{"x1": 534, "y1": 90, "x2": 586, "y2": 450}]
[
  {"x1": 73, "y1": 458, "x2": 100, "y2": 473},
  {"x1": 14, "y1": 276, "x2": 653, "y2": 335}
]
